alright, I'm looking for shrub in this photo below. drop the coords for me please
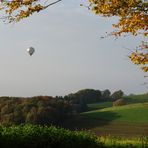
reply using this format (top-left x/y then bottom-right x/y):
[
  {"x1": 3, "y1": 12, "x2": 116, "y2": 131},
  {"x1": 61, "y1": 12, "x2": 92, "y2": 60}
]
[
  {"x1": 113, "y1": 99, "x2": 126, "y2": 106},
  {"x1": 0, "y1": 124, "x2": 103, "y2": 148}
]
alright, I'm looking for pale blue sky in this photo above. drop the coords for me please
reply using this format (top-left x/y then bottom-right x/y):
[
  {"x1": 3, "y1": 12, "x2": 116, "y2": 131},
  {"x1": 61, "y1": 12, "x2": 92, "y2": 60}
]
[{"x1": 0, "y1": 0, "x2": 147, "y2": 97}]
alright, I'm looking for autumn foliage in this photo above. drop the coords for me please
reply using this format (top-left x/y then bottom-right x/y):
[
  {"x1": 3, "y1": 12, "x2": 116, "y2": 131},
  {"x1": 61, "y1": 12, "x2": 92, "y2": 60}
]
[
  {"x1": 88, "y1": 0, "x2": 148, "y2": 72},
  {"x1": 0, "y1": 0, "x2": 61, "y2": 22}
]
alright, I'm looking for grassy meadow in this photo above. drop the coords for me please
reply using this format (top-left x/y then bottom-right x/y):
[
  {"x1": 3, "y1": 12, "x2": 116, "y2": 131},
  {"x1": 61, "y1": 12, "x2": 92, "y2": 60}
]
[
  {"x1": 84, "y1": 103, "x2": 148, "y2": 123},
  {"x1": 63, "y1": 93, "x2": 148, "y2": 137}
]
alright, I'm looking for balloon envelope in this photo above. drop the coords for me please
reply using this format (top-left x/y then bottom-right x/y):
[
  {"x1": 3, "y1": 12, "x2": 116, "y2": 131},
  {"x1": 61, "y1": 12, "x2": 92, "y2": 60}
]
[{"x1": 27, "y1": 47, "x2": 35, "y2": 56}]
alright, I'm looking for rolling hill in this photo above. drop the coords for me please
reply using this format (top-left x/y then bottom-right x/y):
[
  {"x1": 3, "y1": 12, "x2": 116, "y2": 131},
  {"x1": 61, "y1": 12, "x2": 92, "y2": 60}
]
[{"x1": 63, "y1": 93, "x2": 148, "y2": 137}]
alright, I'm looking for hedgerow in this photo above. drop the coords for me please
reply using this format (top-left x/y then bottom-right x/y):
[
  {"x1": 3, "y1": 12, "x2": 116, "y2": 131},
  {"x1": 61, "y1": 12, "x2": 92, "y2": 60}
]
[{"x1": 0, "y1": 124, "x2": 103, "y2": 148}]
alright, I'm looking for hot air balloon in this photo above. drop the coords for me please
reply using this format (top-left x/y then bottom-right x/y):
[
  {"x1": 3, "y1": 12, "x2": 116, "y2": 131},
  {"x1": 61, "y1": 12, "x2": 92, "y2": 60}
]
[{"x1": 27, "y1": 47, "x2": 35, "y2": 56}]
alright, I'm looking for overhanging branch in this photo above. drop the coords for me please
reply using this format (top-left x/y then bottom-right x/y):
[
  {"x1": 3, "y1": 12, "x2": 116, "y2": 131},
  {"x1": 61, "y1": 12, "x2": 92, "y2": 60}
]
[{"x1": 44, "y1": 0, "x2": 62, "y2": 9}]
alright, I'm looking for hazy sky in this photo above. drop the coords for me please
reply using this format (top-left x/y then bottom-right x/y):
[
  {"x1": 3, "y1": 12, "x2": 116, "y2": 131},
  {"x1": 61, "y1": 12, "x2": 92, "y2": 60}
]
[{"x1": 0, "y1": 0, "x2": 147, "y2": 97}]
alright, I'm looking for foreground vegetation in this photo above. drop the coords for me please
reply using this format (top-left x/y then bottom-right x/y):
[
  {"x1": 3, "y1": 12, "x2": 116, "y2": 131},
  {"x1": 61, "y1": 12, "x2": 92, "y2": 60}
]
[
  {"x1": 0, "y1": 124, "x2": 100, "y2": 148},
  {"x1": 99, "y1": 136, "x2": 148, "y2": 148},
  {"x1": 0, "y1": 124, "x2": 147, "y2": 148}
]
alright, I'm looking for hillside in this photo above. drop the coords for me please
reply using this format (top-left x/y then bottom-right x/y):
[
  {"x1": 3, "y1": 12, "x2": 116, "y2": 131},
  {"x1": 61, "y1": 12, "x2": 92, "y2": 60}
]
[
  {"x1": 83, "y1": 103, "x2": 148, "y2": 123},
  {"x1": 88, "y1": 93, "x2": 148, "y2": 111},
  {"x1": 0, "y1": 93, "x2": 147, "y2": 137},
  {"x1": 124, "y1": 93, "x2": 148, "y2": 104},
  {"x1": 63, "y1": 94, "x2": 148, "y2": 137}
]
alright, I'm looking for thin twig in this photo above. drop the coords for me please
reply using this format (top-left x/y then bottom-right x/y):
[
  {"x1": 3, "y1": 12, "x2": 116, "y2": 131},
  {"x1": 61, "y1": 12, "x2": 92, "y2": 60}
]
[{"x1": 44, "y1": 0, "x2": 62, "y2": 9}]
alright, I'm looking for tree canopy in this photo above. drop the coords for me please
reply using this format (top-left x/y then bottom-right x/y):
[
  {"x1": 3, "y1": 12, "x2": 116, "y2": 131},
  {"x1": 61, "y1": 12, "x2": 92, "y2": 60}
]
[
  {"x1": 0, "y1": 96, "x2": 73, "y2": 125},
  {"x1": 111, "y1": 90, "x2": 124, "y2": 100},
  {"x1": 0, "y1": 0, "x2": 147, "y2": 72},
  {"x1": 0, "y1": 0, "x2": 62, "y2": 23},
  {"x1": 88, "y1": 0, "x2": 148, "y2": 72}
]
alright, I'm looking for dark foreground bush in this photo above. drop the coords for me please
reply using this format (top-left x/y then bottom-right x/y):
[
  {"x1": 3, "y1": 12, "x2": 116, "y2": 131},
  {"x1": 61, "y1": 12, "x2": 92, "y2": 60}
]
[{"x1": 0, "y1": 124, "x2": 103, "y2": 148}]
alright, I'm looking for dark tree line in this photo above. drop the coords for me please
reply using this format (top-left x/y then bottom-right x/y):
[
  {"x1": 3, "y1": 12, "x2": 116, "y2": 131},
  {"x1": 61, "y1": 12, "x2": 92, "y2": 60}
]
[
  {"x1": 0, "y1": 89, "x2": 123, "y2": 126},
  {"x1": 64, "y1": 89, "x2": 123, "y2": 103},
  {"x1": 0, "y1": 96, "x2": 73, "y2": 126}
]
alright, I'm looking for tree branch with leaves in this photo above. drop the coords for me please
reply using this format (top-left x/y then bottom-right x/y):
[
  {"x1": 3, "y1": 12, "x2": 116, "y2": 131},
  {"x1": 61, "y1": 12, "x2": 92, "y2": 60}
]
[
  {"x1": 87, "y1": 0, "x2": 148, "y2": 72},
  {"x1": 0, "y1": 0, "x2": 62, "y2": 23}
]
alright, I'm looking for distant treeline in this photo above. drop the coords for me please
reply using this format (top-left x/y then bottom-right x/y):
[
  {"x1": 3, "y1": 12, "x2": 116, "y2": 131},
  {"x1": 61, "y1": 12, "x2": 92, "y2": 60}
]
[
  {"x1": 63, "y1": 89, "x2": 124, "y2": 103},
  {"x1": 0, "y1": 89, "x2": 123, "y2": 126}
]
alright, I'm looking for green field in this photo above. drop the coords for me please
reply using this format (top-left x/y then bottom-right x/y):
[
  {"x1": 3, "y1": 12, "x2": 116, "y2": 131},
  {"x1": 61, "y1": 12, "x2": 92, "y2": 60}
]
[
  {"x1": 63, "y1": 94, "x2": 148, "y2": 137},
  {"x1": 124, "y1": 93, "x2": 148, "y2": 104},
  {"x1": 88, "y1": 102, "x2": 113, "y2": 111},
  {"x1": 83, "y1": 103, "x2": 148, "y2": 123},
  {"x1": 88, "y1": 93, "x2": 148, "y2": 111}
]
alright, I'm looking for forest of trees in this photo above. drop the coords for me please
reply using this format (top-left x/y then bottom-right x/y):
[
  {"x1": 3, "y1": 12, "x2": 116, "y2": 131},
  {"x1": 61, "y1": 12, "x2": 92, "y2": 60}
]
[
  {"x1": 0, "y1": 89, "x2": 124, "y2": 126},
  {"x1": 0, "y1": 96, "x2": 73, "y2": 126}
]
